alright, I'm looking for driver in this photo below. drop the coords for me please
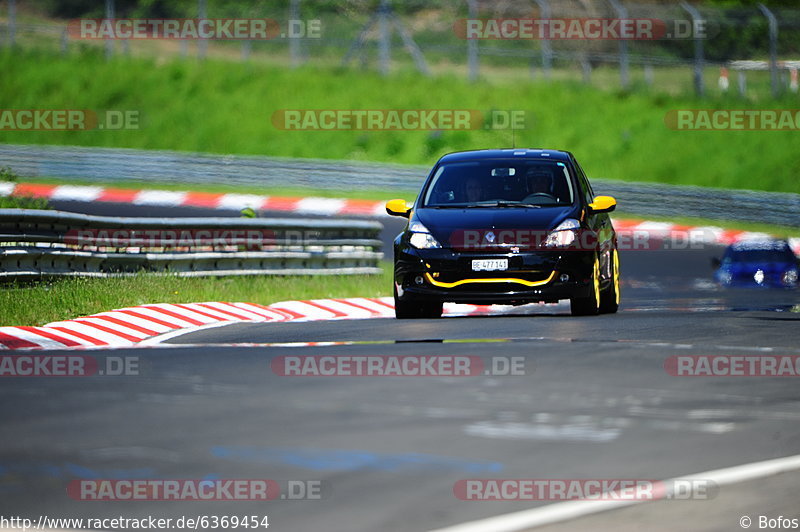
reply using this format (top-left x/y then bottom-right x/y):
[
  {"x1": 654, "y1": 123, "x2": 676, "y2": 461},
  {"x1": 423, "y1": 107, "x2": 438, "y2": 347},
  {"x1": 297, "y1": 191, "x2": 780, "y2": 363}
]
[
  {"x1": 464, "y1": 177, "x2": 483, "y2": 202},
  {"x1": 524, "y1": 169, "x2": 554, "y2": 197}
]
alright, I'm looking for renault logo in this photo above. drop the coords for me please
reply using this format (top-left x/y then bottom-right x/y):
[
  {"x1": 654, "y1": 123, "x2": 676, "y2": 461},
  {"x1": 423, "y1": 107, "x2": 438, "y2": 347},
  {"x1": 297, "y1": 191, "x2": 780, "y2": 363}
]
[{"x1": 484, "y1": 231, "x2": 496, "y2": 243}]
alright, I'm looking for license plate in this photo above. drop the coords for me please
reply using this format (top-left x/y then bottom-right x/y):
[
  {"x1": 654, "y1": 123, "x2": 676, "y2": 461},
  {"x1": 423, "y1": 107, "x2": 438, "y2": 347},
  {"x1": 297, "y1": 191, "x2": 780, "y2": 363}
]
[{"x1": 472, "y1": 259, "x2": 508, "y2": 272}]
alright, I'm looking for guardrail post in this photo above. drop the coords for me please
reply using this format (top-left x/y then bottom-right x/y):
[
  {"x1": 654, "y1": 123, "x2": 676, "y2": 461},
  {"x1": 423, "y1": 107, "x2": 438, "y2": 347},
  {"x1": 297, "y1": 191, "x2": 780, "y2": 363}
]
[
  {"x1": 466, "y1": 0, "x2": 479, "y2": 82},
  {"x1": 758, "y1": 3, "x2": 779, "y2": 98},
  {"x1": 534, "y1": 0, "x2": 552, "y2": 80},
  {"x1": 681, "y1": 1, "x2": 704, "y2": 97},
  {"x1": 608, "y1": 0, "x2": 629, "y2": 90}
]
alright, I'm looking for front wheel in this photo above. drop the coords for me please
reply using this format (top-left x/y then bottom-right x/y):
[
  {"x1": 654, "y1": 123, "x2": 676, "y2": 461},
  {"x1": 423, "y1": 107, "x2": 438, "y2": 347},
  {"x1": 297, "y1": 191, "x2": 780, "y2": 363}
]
[
  {"x1": 394, "y1": 285, "x2": 443, "y2": 319},
  {"x1": 570, "y1": 257, "x2": 601, "y2": 316},
  {"x1": 599, "y1": 249, "x2": 620, "y2": 314}
]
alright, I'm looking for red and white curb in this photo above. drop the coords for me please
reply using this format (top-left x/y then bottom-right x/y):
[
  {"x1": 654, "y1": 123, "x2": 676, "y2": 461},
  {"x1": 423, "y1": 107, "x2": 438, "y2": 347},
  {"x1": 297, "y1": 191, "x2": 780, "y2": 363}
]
[
  {"x1": 2, "y1": 181, "x2": 798, "y2": 255},
  {"x1": 0, "y1": 181, "x2": 387, "y2": 217},
  {"x1": 0, "y1": 298, "x2": 550, "y2": 350}
]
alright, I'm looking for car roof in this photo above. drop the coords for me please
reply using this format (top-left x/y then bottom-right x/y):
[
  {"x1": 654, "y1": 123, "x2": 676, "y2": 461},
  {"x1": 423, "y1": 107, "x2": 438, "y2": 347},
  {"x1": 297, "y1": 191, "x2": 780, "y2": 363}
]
[{"x1": 437, "y1": 149, "x2": 572, "y2": 164}]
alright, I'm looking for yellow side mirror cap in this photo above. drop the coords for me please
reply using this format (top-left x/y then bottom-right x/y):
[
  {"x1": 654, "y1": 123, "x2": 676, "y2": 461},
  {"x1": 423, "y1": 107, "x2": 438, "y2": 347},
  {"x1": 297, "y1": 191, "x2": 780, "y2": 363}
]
[
  {"x1": 588, "y1": 195, "x2": 617, "y2": 214},
  {"x1": 385, "y1": 199, "x2": 411, "y2": 218}
]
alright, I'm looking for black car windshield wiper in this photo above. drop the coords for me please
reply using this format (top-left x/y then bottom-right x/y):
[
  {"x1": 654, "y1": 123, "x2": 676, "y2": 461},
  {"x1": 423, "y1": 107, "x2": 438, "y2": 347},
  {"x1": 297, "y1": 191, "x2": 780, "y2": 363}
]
[
  {"x1": 466, "y1": 201, "x2": 543, "y2": 208},
  {"x1": 427, "y1": 201, "x2": 548, "y2": 208}
]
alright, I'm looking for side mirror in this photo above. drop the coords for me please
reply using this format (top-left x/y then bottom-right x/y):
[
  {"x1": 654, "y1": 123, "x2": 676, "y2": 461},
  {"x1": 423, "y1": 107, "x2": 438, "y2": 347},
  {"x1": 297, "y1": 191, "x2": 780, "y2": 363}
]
[
  {"x1": 588, "y1": 195, "x2": 617, "y2": 214},
  {"x1": 385, "y1": 199, "x2": 411, "y2": 218},
  {"x1": 711, "y1": 257, "x2": 721, "y2": 269}
]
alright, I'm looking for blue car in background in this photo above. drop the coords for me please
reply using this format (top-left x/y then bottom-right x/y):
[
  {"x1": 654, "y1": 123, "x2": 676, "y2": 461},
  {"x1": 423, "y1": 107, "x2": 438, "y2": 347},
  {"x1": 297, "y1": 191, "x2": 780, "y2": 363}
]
[{"x1": 713, "y1": 240, "x2": 799, "y2": 288}]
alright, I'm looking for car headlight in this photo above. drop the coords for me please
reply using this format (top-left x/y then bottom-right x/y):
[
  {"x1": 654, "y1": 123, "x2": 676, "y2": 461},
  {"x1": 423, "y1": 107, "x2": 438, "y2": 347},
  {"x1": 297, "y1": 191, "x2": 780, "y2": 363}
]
[
  {"x1": 783, "y1": 269, "x2": 799, "y2": 286},
  {"x1": 544, "y1": 218, "x2": 580, "y2": 248},
  {"x1": 718, "y1": 270, "x2": 733, "y2": 285},
  {"x1": 408, "y1": 222, "x2": 441, "y2": 250}
]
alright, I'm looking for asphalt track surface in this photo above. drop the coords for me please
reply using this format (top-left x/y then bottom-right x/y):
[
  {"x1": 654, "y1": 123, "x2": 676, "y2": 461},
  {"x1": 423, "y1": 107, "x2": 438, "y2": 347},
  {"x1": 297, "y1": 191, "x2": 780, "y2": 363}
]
[{"x1": 1, "y1": 200, "x2": 799, "y2": 531}]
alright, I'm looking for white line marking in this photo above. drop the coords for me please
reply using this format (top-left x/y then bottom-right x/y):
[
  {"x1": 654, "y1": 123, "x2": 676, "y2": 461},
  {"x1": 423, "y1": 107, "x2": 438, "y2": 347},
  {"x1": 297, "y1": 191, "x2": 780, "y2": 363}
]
[{"x1": 428, "y1": 453, "x2": 800, "y2": 532}]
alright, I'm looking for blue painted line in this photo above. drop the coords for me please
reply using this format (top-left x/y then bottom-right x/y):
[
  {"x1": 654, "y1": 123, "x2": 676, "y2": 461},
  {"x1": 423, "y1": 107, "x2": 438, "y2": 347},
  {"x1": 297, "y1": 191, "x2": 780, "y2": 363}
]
[{"x1": 211, "y1": 447, "x2": 503, "y2": 474}]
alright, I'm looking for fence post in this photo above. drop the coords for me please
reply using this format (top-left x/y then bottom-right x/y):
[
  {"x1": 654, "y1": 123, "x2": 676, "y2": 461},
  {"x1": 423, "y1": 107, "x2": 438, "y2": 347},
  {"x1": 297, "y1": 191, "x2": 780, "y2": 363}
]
[
  {"x1": 467, "y1": 0, "x2": 478, "y2": 82},
  {"x1": 61, "y1": 27, "x2": 68, "y2": 54},
  {"x1": 681, "y1": 2, "x2": 704, "y2": 97},
  {"x1": 198, "y1": 0, "x2": 207, "y2": 59},
  {"x1": 757, "y1": 3, "x2": 779, "y2": 99},
  {"x1": 534, "y1": 0, "x2": 552, "y2": 80},
  {"x1": 608, "y1": 0, "x2": 629, "y2": 89},
  {"x1": 581, "y1": 55, "x2": 592, "y2": 84},
  {"x1": 738, "y1": 70, "x2": 747, "y2": 96},
  {"x1": 644, "y1": 63, "x2": 654, "y2": 87},
  {"x1": 104, "y1": 0, "x2": 114, "y2": 59},
  {"x1": 378, "y1": 0, "x2": 391, "y2": 76},
  {"x1": 7, "y1": 0, "x2": 15, "y2": 46},
  {"x1": 290, "y1": 0, "x2": 301, "y2": 67}
]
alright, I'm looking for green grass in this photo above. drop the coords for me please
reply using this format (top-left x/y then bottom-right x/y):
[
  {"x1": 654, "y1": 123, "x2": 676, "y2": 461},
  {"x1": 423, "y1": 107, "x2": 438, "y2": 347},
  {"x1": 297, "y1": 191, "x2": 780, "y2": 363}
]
[
  {"x1": 0, "y1": 195, "x2": 51, "y2": 209},
  {"x1": 0, "y1": 265, "x2": 393, "y2": 327},
  {"x1": 0, "y1": 167, "x2": 52, "y2": 209},
  {"x1": 2, "y1": 49, "x2": 800, "y2": 194}
]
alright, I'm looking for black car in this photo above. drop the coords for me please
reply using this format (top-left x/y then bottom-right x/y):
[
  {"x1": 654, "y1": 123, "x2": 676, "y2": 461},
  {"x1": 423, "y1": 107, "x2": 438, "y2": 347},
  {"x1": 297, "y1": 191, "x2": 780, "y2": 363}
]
[{"x1": 386, "y1": 149, "x2": 620, "y2": 318}]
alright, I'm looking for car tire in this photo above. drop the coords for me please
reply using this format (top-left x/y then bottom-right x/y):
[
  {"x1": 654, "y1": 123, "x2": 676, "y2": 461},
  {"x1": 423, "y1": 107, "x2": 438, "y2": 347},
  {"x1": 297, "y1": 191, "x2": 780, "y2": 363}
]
[
  {"x1": 570, "y1": 256, "x2": 601, "y2": 316},
  {"x1": 394, "y1": 285, "x2": 443, "y2": 319},
  {"x1": 599, "y1": 249, "x2": 620, "y2": 314}
]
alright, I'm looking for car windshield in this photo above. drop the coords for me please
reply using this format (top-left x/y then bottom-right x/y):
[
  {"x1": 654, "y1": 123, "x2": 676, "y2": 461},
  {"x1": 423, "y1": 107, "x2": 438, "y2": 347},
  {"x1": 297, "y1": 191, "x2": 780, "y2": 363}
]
[
  {"x1": 725, "y1": 249, "x2": 796, "y2": 264},
  {"x1": 422, "y1": 159, "x2": 575, "y2": 208}
]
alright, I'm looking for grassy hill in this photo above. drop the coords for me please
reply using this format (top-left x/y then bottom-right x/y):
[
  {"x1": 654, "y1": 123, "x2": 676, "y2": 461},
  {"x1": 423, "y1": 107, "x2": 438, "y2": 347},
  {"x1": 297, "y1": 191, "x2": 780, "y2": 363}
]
[{"x1": 1, "y1": 48, "x2": 799, "y2": 193}]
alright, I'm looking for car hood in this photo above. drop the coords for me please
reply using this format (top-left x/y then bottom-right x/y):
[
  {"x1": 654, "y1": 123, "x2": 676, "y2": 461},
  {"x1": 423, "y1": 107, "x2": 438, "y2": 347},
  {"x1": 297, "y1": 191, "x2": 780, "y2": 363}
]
[{"x1": 413, "y1": 206, "x2": 575, "y2": 247}]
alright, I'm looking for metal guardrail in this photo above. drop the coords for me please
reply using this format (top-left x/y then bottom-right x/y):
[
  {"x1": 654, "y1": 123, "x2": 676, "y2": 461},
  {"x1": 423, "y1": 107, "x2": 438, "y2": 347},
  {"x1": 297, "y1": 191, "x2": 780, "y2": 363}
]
[
  {"x1": 0, "y1": 209, "x2": 383, "y2": 279},
  {"x1": 2, "y1": 144, "x2": 798, "y2": 227},
  {"x1": 592, "y1": 179, "x2": 800, "y2": 229}
]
